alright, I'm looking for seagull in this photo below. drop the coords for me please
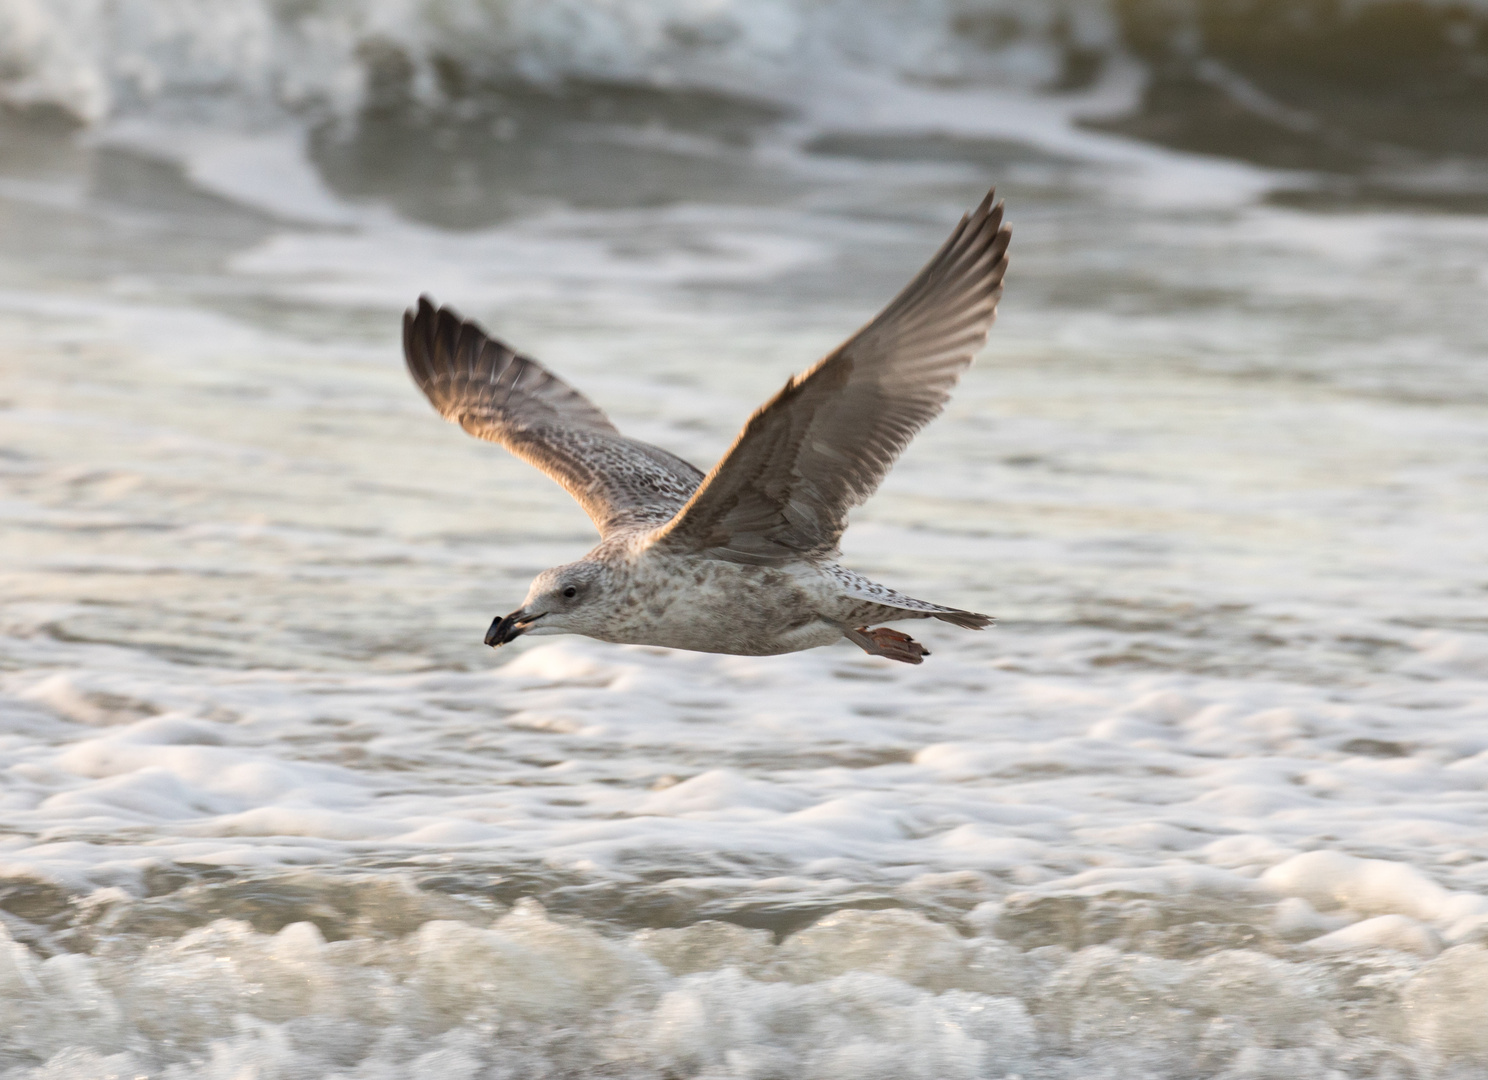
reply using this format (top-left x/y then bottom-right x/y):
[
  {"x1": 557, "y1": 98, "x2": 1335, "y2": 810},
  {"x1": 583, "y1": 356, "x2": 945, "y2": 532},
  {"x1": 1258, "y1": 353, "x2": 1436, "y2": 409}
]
[{"x1": 404, "y1": 189, "x2": 1009, "y2": 664}]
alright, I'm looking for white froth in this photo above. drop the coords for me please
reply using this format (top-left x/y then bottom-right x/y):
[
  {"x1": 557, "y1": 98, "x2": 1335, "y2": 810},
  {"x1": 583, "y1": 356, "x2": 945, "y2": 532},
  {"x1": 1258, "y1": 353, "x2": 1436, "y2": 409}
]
[
  {"x1": 93, "y1": 121, "x2": 364, "y2": 226},
  {"x1": 3, "y1": 903, "x2": 1488, "y2": 1077},
  {"x1": 229, "y1": 204, "x2": 829, "y2": 310}
]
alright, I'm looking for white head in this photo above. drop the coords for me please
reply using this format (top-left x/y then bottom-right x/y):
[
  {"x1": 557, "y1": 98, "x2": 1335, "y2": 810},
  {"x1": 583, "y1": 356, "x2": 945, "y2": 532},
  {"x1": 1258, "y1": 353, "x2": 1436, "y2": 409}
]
[{"x1": 484, "y1": 558, "x2": 616, "y2": 647}]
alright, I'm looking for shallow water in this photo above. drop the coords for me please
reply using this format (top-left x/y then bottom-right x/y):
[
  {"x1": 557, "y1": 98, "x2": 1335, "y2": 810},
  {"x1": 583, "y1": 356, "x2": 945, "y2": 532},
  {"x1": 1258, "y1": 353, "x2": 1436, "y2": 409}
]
[{"x1": 3, "y1": 3, "x2": 1488, "y2": 1077}]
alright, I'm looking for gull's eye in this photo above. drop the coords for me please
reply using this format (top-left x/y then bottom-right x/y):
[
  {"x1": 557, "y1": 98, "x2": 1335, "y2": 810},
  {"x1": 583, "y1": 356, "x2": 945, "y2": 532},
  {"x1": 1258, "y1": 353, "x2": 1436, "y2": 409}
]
[{"x1": 562, "y1": 585, "x2": 578, "y2": 599}]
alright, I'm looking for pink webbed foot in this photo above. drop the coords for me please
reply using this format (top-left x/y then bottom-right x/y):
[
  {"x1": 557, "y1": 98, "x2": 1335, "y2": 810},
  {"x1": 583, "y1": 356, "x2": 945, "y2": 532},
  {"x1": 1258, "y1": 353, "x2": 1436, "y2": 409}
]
[{"x1": 844, "y1": 626, "x2": 930, "y2": 665}]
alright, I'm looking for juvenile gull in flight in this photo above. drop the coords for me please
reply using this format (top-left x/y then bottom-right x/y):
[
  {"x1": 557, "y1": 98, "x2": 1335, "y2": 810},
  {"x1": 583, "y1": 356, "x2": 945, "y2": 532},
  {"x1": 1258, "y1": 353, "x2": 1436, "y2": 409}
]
[{"x1": 404, "y1": 189, "x2": 1010, "y2": 664}]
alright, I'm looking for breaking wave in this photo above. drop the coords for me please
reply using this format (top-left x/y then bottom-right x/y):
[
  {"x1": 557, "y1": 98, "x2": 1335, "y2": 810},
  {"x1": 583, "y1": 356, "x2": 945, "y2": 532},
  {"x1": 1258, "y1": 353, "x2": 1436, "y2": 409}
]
[
  {"x1": 3, "y1": 0, "x2": 1486, "y2": 135},
  {"x1": 0, "y1": 0, "x2": 1105, "y2": 125}
]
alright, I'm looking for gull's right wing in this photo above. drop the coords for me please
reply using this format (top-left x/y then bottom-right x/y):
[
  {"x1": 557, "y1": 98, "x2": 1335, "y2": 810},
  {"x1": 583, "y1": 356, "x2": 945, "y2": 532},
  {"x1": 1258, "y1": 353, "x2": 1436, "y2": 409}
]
[{"x1": 404, "y1": 297, "x2": 704, "y2": 537}]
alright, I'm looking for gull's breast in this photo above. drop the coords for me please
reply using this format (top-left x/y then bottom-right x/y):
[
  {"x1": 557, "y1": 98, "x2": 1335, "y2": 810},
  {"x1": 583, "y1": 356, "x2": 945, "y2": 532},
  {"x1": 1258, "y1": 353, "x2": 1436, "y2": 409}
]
[{"x1": 597, "y1": 555, "x2": 843, "y2": 656}]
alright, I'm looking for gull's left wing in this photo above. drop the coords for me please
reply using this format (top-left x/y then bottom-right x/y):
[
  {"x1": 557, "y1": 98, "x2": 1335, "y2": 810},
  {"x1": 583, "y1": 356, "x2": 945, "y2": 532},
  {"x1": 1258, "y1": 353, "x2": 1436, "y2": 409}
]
[{"x1": 651, "y1": 189, "x2": 1010, "y2": 564}]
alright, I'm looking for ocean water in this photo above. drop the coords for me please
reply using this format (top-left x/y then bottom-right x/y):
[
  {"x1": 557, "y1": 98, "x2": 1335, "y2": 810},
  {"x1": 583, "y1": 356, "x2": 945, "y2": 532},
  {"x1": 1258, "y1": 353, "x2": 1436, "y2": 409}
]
[{"x1": 3, "y1": 2, "x2": 1488, "y2": 1077}]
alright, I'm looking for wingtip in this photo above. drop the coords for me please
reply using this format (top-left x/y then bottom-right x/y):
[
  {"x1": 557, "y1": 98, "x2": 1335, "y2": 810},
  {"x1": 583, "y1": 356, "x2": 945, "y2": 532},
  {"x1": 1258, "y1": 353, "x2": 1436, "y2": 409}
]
[
  {"x1": 406, "y1": 296, "x2": 436, "y2": 353},
  {"x1": 413, "y1": 294, "x2": 461, "y2": 334},
  {"x1": 970, "y1": 190, "x2": 1007, "y2": 248}
]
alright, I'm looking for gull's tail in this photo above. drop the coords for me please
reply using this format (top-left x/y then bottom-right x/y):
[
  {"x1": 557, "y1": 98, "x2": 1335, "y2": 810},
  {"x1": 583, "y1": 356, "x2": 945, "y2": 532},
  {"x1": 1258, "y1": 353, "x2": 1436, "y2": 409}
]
[
  {"x1": 929, "y1": 608, "x2": 994, "y2": 630},
  {"x1": 834, "y1": 568, "x2": 993, "y2": 630}
]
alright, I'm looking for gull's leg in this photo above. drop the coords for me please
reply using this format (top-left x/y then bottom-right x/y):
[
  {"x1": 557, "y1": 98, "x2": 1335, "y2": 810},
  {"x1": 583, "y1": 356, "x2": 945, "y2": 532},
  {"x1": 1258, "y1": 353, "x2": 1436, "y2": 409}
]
[{"x1": 843, "y1": 626, "x2": 930, "y2": 664}]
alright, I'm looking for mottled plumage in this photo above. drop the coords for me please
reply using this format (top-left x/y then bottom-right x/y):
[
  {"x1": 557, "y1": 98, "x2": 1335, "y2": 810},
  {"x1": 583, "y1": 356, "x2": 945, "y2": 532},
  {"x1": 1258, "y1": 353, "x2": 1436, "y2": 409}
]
[
  {"x1": 403, "y1": 189, "x2": 1010, "y2": 664},
  {"x1": 403, "y1": 306, "x2": 703, "y2": 534}
]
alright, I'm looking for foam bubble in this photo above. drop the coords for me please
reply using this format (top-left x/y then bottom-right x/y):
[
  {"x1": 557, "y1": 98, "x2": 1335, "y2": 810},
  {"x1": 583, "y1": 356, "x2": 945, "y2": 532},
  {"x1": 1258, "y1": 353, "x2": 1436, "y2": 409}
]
[{"x1": 1261, "y1": 852, "x2": 1488, "y2": 939}]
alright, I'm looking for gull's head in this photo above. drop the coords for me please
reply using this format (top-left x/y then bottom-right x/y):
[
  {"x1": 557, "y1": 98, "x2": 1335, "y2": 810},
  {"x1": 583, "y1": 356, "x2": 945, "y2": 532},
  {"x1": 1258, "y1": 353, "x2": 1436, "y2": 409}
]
[{"x1": 485, "y1": 559, "x2": 611, "y2": 647}]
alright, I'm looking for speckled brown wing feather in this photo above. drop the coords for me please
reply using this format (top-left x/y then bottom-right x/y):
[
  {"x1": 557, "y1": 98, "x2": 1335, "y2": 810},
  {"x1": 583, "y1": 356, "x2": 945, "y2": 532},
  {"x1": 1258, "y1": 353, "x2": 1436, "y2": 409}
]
[
  {"x1": 651, "y1": 189, "x2": 1010, "y2": 564},
  {"x1": 404, "y1": 297, "x2": 704, "y2": 536}
]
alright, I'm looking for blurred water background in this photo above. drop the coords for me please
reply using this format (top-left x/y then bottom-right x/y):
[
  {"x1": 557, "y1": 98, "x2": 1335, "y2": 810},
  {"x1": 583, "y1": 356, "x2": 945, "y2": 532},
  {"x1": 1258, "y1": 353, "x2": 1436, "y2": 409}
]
[{"x1": 2, "y1": 1, "x2": 1488, "y2": 1076}]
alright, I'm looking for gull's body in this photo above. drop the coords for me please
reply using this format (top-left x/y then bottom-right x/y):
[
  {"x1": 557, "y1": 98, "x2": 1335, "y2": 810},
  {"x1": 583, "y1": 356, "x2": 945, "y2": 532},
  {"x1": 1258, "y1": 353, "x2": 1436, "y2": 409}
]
[
  {"x1": 404, "y1": 190, "x2": 1010, "y2": 664},
  {"x1": 507, "y1": 536, "x2": 982, "y2": 657}
]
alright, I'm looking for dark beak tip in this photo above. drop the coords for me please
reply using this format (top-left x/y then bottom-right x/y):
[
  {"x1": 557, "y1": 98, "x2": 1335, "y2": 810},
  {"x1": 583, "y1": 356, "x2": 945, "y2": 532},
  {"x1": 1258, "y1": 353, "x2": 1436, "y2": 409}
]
[
  {"x1": 484, "y1": 609, "x2": 529, "y2": 648},
  {"x1": 484, "y1": 614, "x2": 511, "y2": 648}
]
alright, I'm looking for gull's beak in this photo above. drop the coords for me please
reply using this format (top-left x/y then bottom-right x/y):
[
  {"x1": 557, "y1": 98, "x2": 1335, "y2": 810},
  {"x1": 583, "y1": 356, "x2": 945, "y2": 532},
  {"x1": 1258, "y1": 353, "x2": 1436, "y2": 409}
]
[{"x1": 484, "y1": 608, "x2": 542, "y2": 648}]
